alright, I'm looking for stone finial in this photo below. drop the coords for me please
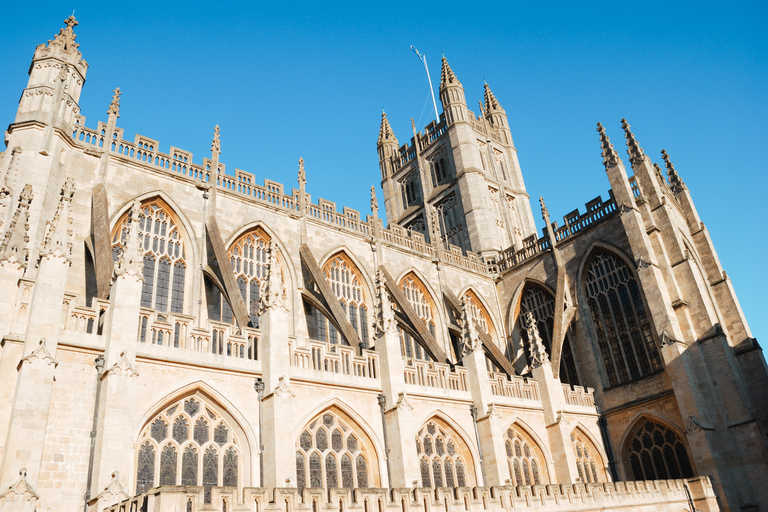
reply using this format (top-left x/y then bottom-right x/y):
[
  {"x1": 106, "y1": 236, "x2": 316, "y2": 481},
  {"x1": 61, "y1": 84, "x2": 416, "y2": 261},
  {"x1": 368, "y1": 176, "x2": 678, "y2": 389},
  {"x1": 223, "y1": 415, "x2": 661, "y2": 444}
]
[
  {"x1": 378, "y1": 111, "x2": 397, "y2": 145},
  {"x1": 483, "y1": 83, "x2": 502, "y2": 113},
  {"x1": 653, "y1": 163, "x2": 667, "y2": 186},
  {"x1": 539, "y1": 196, "x2": 550, "y2": 223},
  {"x1": 48, "y1": 15, "x2": 79, "y2": 51},
  {"x1": 460, "y1": 296, "x2": 482, "y2": 357},
  {"x1": 440, "y1": 56, "x2": 460, "y2": 88},
  {"x1": 211, "y1": 125, "x2": 221, "y2": 155},
  {"x1": 0, "y1": 184, "x2": 33, "y2": 268},
  {"x1": 114, "y1": 200, "x2": 144, "y2": 278},
  {"x1": 374, "y1": 270, "x2": 397, "y2": 336},
  {"x1": 661, "y1": 149, "x2": 685, "y2": 192},
  {"x1": 41, "y1": 178, "x2": 76, "y2": 262},
  {"x1": 621, "y1": 118, "x2": 645, "y2": 165},
  {"x1": 298, "y1": 157, "x2": 306, "y2": 184},
  {"x1": 370, "y1": 186, "x2": 378, "y2": 213},
  {"x1": 597, "y1": 122, "x2": 620, "y2": 168},
  {"x1": 525, "y1": 311, "x2": 549, "y2": 368},
  {"x1": 258, "y1": 239, "x2": 286, "y2": 314},
  {"x1": 107, "y1": 87, "x2": 121, "y2": 117}
]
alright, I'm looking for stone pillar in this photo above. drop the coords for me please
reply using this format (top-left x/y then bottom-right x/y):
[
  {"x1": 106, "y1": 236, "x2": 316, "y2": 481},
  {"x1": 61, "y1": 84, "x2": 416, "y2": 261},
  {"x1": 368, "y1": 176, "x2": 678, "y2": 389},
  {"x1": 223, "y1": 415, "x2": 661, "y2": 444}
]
[
  {"x1": 259, "y1": 240, "x2": 294, "y2": 489},
  {"x1": 90, "y1": 201, "x2": 143, "y2": 497},
  {"x1": 374, "y1": 271, "x2": 418, "y2": 488},
  {"x1": 460, "y1": 298, "x2": 507, "y2": 486},
  {"x1": 526, "y1": 312, "x2": 579, "y2": 485}
]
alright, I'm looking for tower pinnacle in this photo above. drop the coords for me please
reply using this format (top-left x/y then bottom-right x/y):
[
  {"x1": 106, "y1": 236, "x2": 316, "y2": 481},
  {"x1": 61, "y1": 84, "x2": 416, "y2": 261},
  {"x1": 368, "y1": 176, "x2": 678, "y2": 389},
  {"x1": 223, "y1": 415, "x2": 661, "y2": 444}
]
[
  {"x1": 298, "y1": 157, "x2": 306, "y2": 184},
  {"x1": 211, "y1": 125, "x2": 221, "y2": 155},
  {"x1": 597, "y1": 122, "x2": 620, "y2": 168},
  {"x1": 107, "y1": 87, "x2": 121, "y2": 117},
  {"x1": 440, "y1": 56, "x2": 460, "y2": 88},
  {"x1": 661, "y1": 149, "x2": 685, "y2": 192},
  {"x1": 621, "y1": 118, "x2": 645, "y2": 165},
  {"x1": 48, "y1": 16, "x2": 79, "y2": 52},
  {"x1": 378, "y1": 112, "x2": 397, "y2": 146},
  {"x1": 483, "y1": 83, "x2": 502, "y2": 113}
]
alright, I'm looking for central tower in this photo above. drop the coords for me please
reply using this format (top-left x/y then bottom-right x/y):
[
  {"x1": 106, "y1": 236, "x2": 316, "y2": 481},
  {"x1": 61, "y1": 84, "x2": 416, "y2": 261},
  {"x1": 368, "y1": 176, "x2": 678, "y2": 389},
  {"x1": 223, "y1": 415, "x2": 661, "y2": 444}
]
[{"x1": 378, "y1": 57, "x2": 536, "y2": 258}]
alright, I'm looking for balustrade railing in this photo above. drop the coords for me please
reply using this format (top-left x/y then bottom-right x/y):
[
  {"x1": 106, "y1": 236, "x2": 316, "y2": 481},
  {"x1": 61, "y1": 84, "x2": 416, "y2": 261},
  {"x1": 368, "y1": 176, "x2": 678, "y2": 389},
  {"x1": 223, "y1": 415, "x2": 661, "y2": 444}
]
[
  {"x1": 562, "y1": 383, "x2": 596, "y2": 408},
  {"x1": 293, "y1": 339, "x2": 379, "y2": 379},
  {"x1": 489, "y1": 372, "x2": 540, "y2": 402},
  {"x1": 404, "y1": 359, "x2": 468, "y2": 392}
]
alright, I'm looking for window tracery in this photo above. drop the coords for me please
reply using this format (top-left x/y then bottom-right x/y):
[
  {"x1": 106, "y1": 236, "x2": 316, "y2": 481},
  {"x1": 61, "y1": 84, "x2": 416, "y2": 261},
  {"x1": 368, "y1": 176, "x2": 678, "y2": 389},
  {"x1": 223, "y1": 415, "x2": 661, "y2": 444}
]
[
  {"x1": 112, "y1": 199, "x2": 186, "y2": 313},
  {"x1": 505, "y1": 426, "x2": 545, "y2": 486},
  {"x1": 570, "y1": 429, "x2": 605, "y2": 484},
  {"x1": 416, "y1": 419, "x2": 471, "y2": 488},
  {"x1": 461, "y1": 290, "x2": 499, "y2": 372},
  {"x1": 626, "y1": 419, "x2": 693, "y2": 480},
  {"x1": 135, "y1": 396, "x2": 241, "y2": 502},
  {"x1": 515, "y1": 284, "x2": 580, "y2": 385},
  {"x1": 398, "y1": 273, "x2": 437, "y2": 362},
  {"x1": 585, "y1": 251, "x2": 662, "y2": 386},
  {"x1": 295, "y1": 409, "x2": 373, "y2": 491}
]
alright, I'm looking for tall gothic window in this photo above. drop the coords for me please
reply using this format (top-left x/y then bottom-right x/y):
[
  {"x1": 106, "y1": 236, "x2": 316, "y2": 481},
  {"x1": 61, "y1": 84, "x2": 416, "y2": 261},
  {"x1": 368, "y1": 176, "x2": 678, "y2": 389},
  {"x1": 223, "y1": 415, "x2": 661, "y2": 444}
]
[
  {"x1": 436, "y1": 193, "x2": 470, "y2": 251},
  {"x1": 585, "y1": 251, "x2": 662, "y2": 386},
  {"x1": 505, "y1": 426, "x2": 547, "y2": 486},
  {"x1": 398, "y1": 273, "x2": 437, "y2": 363},
  {"x1": 626, "y1": 419, "x2": 693, "y2": 481},
  {"x1": 461, "y1": 290, "x2": 500, "y2": 372},
  {"x1": 514, "y1": 284, "x2": 581, "y2": 385},
  {"x1": 416, "y1": 419, "x2": 473, "y2": 488},
  {"x1": 135, "y1": 395, "x2": 242, "y2": 502},
  {"x1": 305, "y1": 254, "x2": 369, "y2": 347},
  {"x1": 570, "y1": 429, "x2": 606, "y2": 484},
  {"x1": 112, "y1": 199, "x2": 186, "y2": 313},
  {"x1": 430, "y1": 157, "x2": 449, "y2": 187},
  {"x1": 400, "y1": 171, "x2": 422, "y2": 208},
  {"x1": 295, "y1": 409, "x2": 376, "y2": 491}
]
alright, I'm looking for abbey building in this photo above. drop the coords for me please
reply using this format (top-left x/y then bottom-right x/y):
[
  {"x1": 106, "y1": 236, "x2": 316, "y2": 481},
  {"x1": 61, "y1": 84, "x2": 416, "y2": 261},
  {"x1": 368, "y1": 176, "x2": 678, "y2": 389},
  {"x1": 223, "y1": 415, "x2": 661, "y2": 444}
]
[{"x1": 0, "y1": 17, "x2": 766, "y2": 512}]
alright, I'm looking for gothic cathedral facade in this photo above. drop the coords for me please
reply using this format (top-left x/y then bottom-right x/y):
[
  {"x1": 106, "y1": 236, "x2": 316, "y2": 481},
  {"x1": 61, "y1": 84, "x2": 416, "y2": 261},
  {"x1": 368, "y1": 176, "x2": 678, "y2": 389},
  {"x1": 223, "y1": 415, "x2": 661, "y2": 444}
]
[{"x1": 0, "y1": 17, "x2": 765, "y2": 512}]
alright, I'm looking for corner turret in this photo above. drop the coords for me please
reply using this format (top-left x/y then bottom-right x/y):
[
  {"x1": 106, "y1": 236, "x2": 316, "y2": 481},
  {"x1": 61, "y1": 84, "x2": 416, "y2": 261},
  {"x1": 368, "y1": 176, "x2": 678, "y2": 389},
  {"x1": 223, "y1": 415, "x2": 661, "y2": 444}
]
[
  {"x1": 438, "y1": 57, "x2": 468, "y2": 125},
  {"x1": 483, "y1": 83, "x2": 509, "y2": 131},
  {"x1": 377, "y1": 112, "x2": 399, "y2": 179}
]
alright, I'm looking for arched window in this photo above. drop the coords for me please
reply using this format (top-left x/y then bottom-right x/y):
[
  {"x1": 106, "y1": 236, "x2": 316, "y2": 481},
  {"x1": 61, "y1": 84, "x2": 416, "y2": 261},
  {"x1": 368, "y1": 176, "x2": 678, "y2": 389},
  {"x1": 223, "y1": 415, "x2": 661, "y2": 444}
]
[
  {"x1": 570, "y1": 429, "x2": 606, "y2": 483},
  {"x1": 112, "y1": 199, "x2": 187, "y2": 313},
  {"x1": 505, "y1": 425, "x2": 548, "y2": 486},
  {"x1": 626, "y1": 419, "x2": 694, "y2": 481},
  {"x1": 461, "y1": 290, "x2": 499, "y2": 372},
  {"x1": 135, "y1": 395, "x2": 242, "y2": 502},
  {"x1": 514, "y1": 284, "x2": 580, "y2": 385},
  {"x1": 431, "y1": 157, "x2": 449, "y2": 186},
  {"x1": 397, "y1": 273, "x2": 437, "y2": 362},
  {"x1": 584, "y1": 250, "x2": 662, "y2": 386},
  {"x1": 416, "y1": 418, "x2": 474, "y2": 488},
  {"x1": 306, "y1": 254, "x2": 369, "y2": 347},
  {"x1": 295, "y1": 408, "x2": 379, "y2": 491}
]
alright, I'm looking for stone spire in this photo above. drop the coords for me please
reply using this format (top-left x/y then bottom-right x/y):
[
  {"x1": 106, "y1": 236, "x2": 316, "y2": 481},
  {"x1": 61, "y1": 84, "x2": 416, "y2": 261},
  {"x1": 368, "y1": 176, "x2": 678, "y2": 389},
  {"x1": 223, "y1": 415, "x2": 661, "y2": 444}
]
[
  {"x1": 211, "y1": 125, "x2": 221, "y2": 155},
  {"x1": 48, "y1": 15, "x2": 79, "y2": 52},
  {"x1": 298, "y1": 157, "x2": 306, "y2": 184},
  {"x1": 621, "y1": 118, "x2": 646, "y2": 166},
  {"x1": 525, "y1": 311, "x2": 549, "y2": 368},
  {"x1": 378, "y1": 112, "x2": 398, "y2": 146},
  {"x1": 440, "y1": 56, "x2": 460, "y2": 88},
  {"x1": 107, "y1": 87, "x2": 121, "y2": 117},
  {"x1": 483, "y1": 83, "x2": 502, "y2": 112},
  {"x1": 661, "y1": 149, "x2": 685, "y2": 192},
  {"x1": 460, "y1": 296, "x2": 482, "y2": 357},
  {"x1": 597, "y1": 122, "x2": 620, "y2": 168}
]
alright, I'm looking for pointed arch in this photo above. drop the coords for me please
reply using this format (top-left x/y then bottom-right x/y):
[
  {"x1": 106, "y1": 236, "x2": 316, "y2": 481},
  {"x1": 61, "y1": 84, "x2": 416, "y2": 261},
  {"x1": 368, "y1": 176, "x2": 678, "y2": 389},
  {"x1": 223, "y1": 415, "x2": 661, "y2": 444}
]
[
  {"x1": 504, "y1": 421, "x2": 551, "y2": 485},
  {"x1": 294, "y1": 401, "x2": 383, "y2": 490},
  {"x1": 458, "y1": 287, "x2": 498, "y2": 341},
  {"x1": 618, "y1": 413, "x2": 695, "y2": 481},
  {"x1": 395, "y1": 269, "x2": 442, "y2": 362},
  {"x1": 415, "y1": 411, "x2": 478, "y2": 488},
  {"x1": 578, "y1": 243, "x2": 663, "y2": 387},
  {"x1": 317, "y1": 246, "x2": 375, "y2": 301},
  {"x1": 570, "y1": 424, "x2": 607, "y2": 483}
]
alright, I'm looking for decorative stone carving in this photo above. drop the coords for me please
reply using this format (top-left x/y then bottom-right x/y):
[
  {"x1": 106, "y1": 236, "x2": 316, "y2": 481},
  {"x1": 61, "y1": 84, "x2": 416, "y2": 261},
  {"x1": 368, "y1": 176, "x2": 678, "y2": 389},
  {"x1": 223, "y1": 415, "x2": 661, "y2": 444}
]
[
  {"x1": 274, "y1": 376, "x2": 295, "y2": 398},
  {"x1": 460, "y1": 296, "x2": 482, "y2": 357},
  {"x1": 661, "y1": 149, "x2": 685, "y2": 193},
  {"x1": 0, "y1": 468, "x2": 39, "y2": 504},
  {"x1": 525, "y1": 311, "x2": 549, "y2": 368},
  {"x1": 48, "y1": 16, "x2": 79, "y2": 52},
  {"x1": 258, "y1": 239, "x2": 286, "y2": 314},
  {"x1": 635, "y1": 257, "x2": 651, "y2": 271},
  {"x1": 298, "y1": 157, "x2": 306, "y2": 184},
  {"x1": 114, "y1": 200, "x2": 144, "y2": 279},
  {"x1": 108, "y1": 351, "x2": 139, "y2": 378},
  {"x1": 370, "y1": 185, "x2": 378, "y2": 212},
  {"x1": 19, "y1": 338, "x2": 58, "y2": 368},
  {"x1": 92, "y1": 471, "x2": 130, "y2": 505},
  {"x1": 107, "y1": 87, "x2": 121, "y2": 117},
  {"x1": 395, "y1": 392, "x2": 413, "y2": 412},
  {"x1": 41, "y1": 177, "x2": 75, "y2": 263},
  {"x1": 211, "y1": 125, "x2": 221, "y2": 155},
  {"x1": 374, "y1": 270, "x2": 397, "y2": 337},
  {"x1": 621, "y1": 119, "x2": 646, "y2": 166},
  {"x1": 486, "y1": 404, "x2": 501, "y2": 422},
  {"x1": 659, "y1": 331, "x2": 684, "y2": 348},
  {"x1": 0, "y1": 184, "x2": 32, "y2": 268}
]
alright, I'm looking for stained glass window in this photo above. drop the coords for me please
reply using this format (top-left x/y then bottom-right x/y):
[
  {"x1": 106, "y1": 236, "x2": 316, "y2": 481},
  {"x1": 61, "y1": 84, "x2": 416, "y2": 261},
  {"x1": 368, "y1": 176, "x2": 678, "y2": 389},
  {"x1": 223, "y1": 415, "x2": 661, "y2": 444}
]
[
  {"x1": 309, "y1": 453, "x2": 322, "y2": 488},
  {"x1": 203, "y1": 447, "x2": 218, "y2": 503},
  {"x1": 296, "y1": 452, "x2": 307, "y2": 492},
  {"x1": 182, "y1": 446, "x2": 198, "y2": 485},
  {"x1": 585, "y1": 251, "x2": 662, "y2": 386},
  {"x1": 223, "y1": 448, "x2": 238, "y2": 487},
  {"x1": 111, "y1": 200, "x2": 186, "y2": 313},
  {"x1": 626, "y1": 420, "x2": 693, "y2": 480},
  {"x1": 173, "y1": 417, "x2": 188, "y2": 443},
  {"x1": 214, "y1": 423, "x2": 228, "y2": 445},
  {"x1": 356, "y1": 455, "x2": 368, "y2": 488},
  {"x1": 136, "y1": 442, "x2": 155, "y2": 494},
  {"x1": 341, "y1": 454, "x2": 354, "y2": 488},
  {"x1": 160, "y1": 445, "x2": 177, "y2": 485},
  {"x1": 505, "y1": 426, "x2": 545, "y2": 486},
  {"x1": 151, "y1": 419, "x2": 168, "y2": 442},
  {"x1": 571, "y1": 430, "x2": 604, "y2": 483},
  {"x1": 194, "y1": 418, "x2": 209, "y2": 445},
  {"x1": 416, "y1": 420, "x2": 471, "y2": 489},
  {"x1": 332, "y1": 430, "x2": 343, "y2": 452},
  {"x1": 420, "y1": 458, "x2": 431, "y2": 487}
]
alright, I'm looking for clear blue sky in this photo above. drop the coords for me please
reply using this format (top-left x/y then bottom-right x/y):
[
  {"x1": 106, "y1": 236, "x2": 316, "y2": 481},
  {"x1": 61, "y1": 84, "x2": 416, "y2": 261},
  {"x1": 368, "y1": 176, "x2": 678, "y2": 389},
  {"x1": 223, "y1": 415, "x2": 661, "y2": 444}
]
[{"x1": 2, "y1": 1, "x2": 765, "y2": 342}]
